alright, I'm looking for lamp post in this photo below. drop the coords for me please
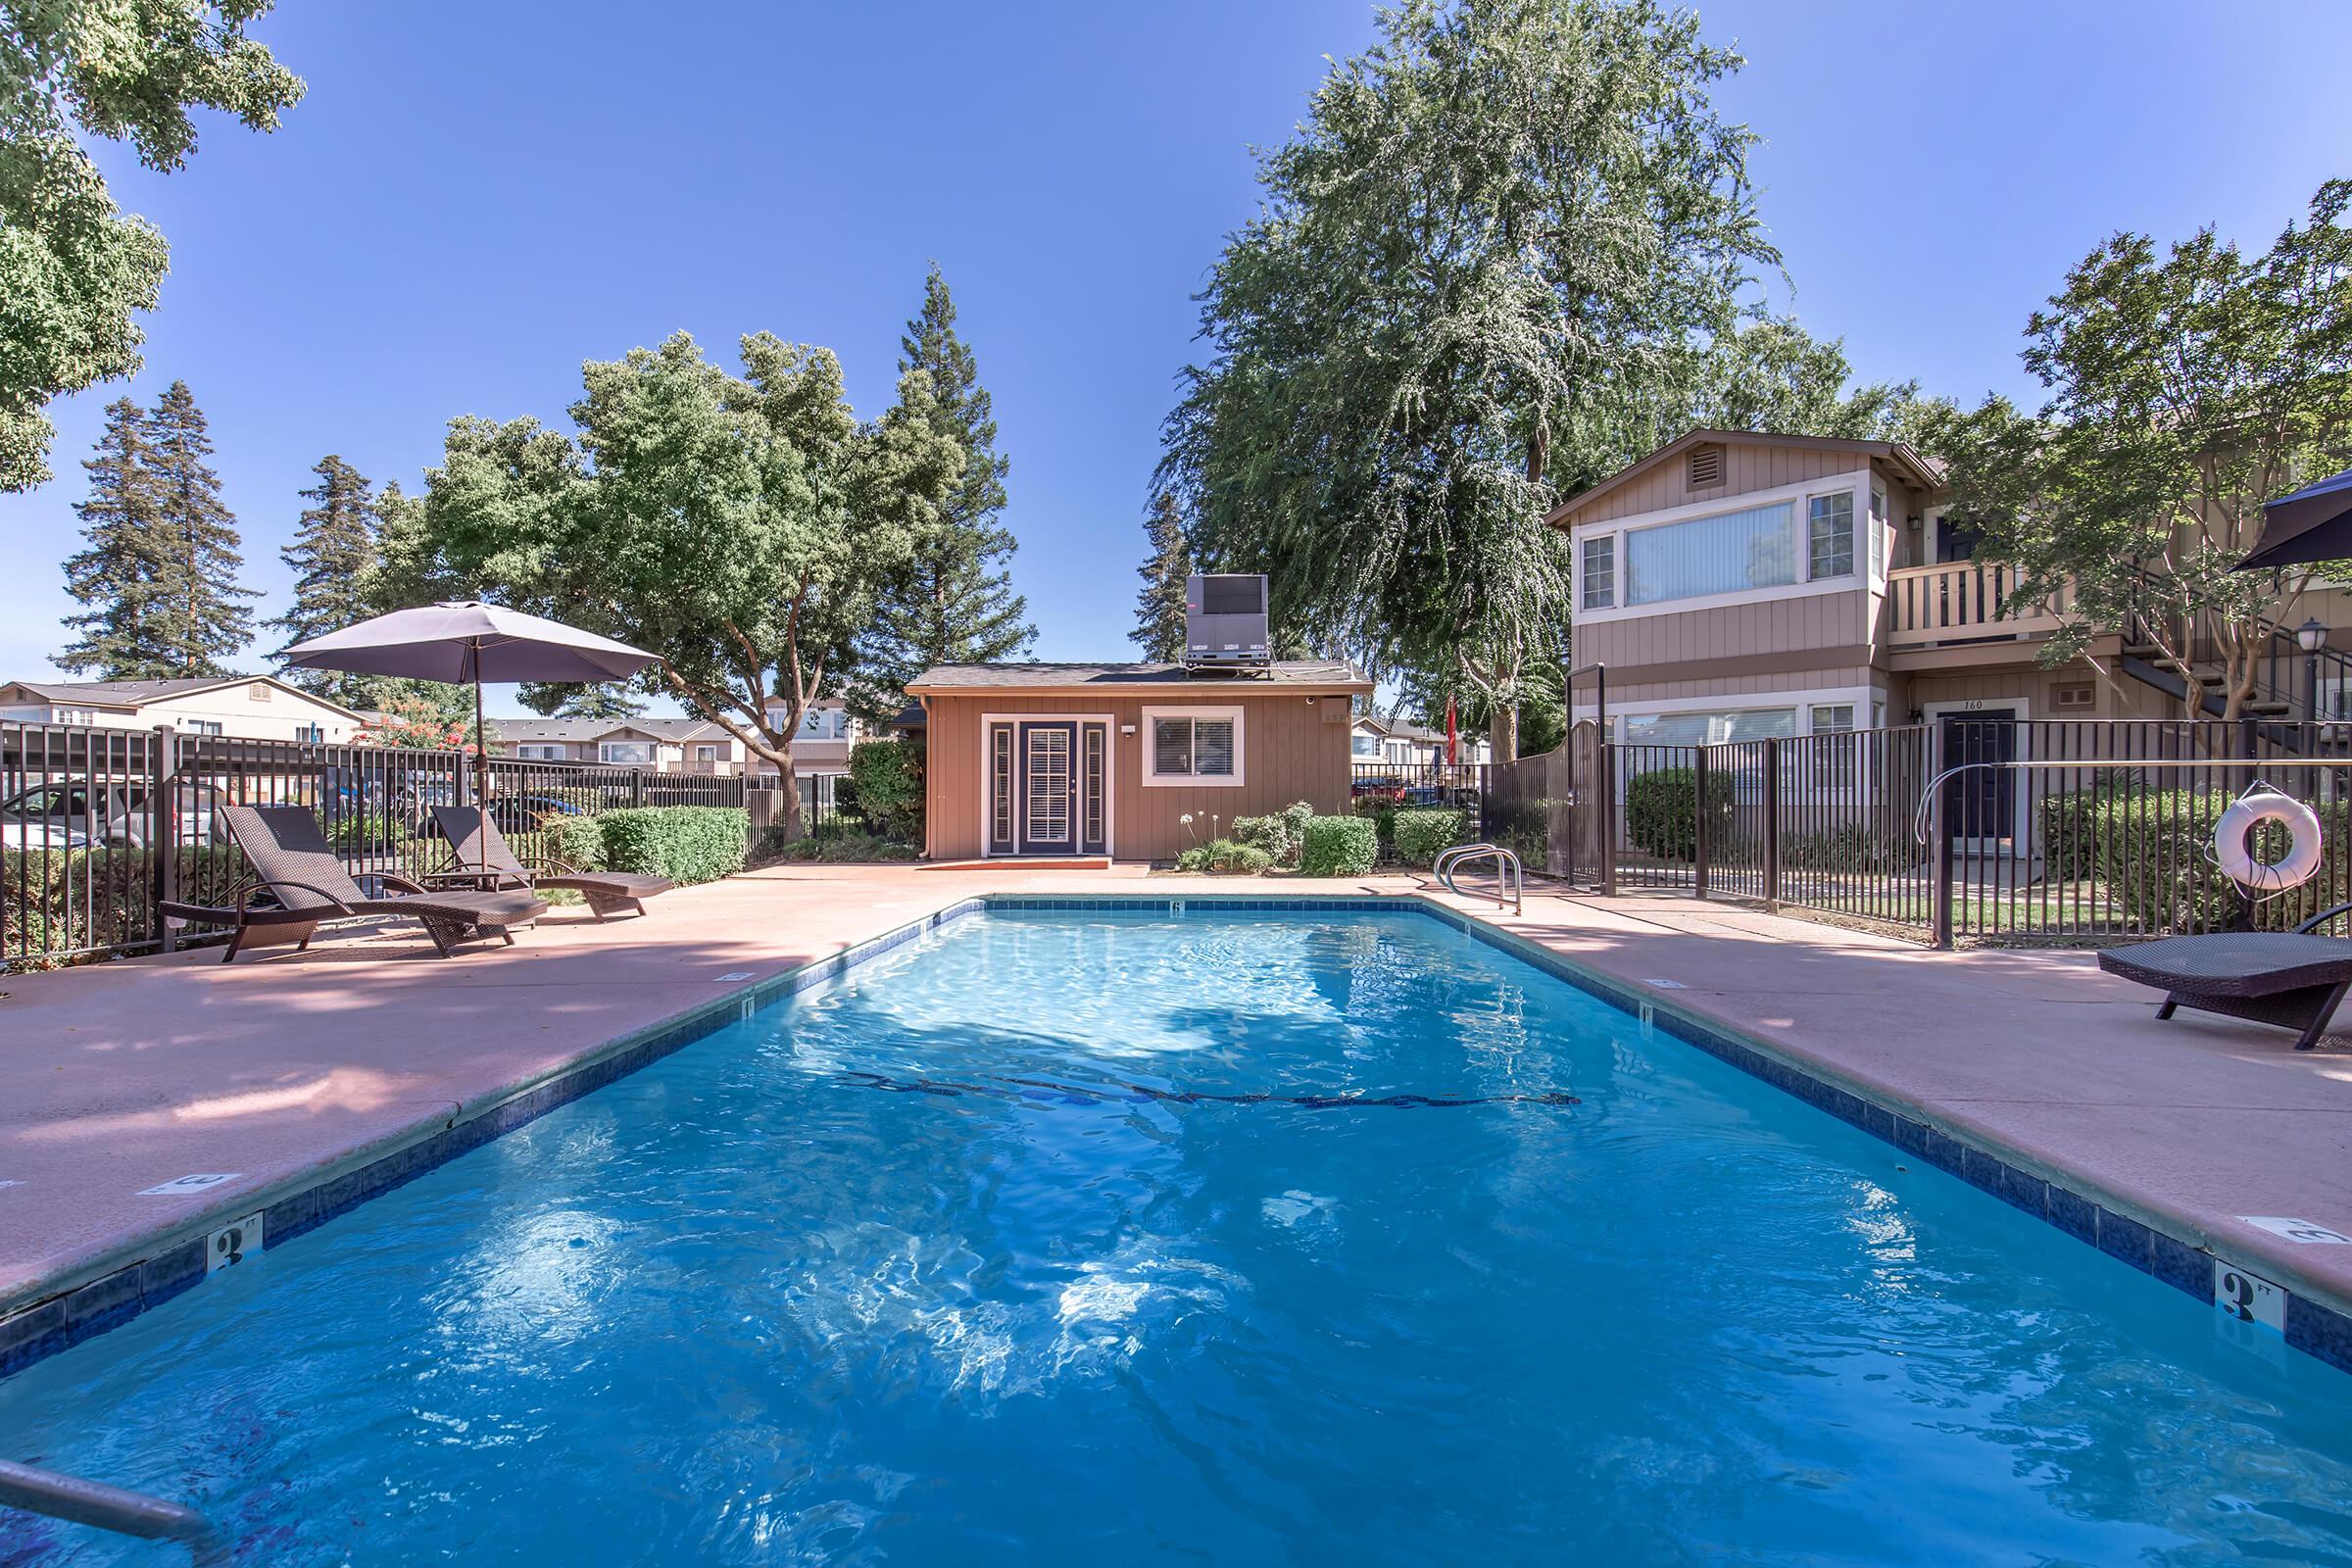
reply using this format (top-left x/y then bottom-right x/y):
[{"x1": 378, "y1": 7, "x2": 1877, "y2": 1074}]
[{"x1": 2298, "y1": 616, "x2": 2328, "y2": 731}]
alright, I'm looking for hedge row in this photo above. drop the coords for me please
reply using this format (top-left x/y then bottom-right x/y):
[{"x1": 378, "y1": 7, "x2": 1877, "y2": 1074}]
[
  {"x1": 1299, "y1": 815, "x2": 1378, "y2": 877},
  {"x1": 587, "y1": 807, "x2": 749, "y2": 886},
  {"x1": 2081, "y1": 788, "x2": 2348, "y2": 933},
  {"x1": 3, "y1": 847, "x2": 243, "y2": 962}
]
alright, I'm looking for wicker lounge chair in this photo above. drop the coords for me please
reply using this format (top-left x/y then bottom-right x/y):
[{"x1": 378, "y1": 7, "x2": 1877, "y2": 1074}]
[
  {"x1": 2097, "y1": 902, "x2": 2352, "y2": 1051},
  {"x1": 159, "y1": 803, "x2": 548, "y2": 963},
  {"x1": 426, "y1": 805, "x2": 673, "y2": 921}
]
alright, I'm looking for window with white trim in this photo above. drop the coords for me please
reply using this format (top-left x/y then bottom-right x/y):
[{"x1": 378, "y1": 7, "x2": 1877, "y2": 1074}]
[
  {"x1": 1807, "y1": 493, "x2": 1854, "y2": 580},
  {"x1": 1809, "y1": 703, "x2": 1862, "y2": 786},
  {"x1": 1351, "y1": 731, "x2": 1379, "y2": 759},
  {"x1": 1622, "y1": 708, "x2": 1796, "y2": 746},
  {"x1": 694, "y1": 743, "x2": 719, "y2": 761},
  {"x1": 601, "y1": 740, "x2": 657, "y2": 765},
  {"x1": 295, "y1": 723, "x2": 324, "y2": 743},
  {"x1": 185, "y1": 720, "x2": 222, "y2": 736},
  {"x1": 1581, "y1": 534, "x2": 1615, "y2": 610},
  {"x1": 1144, "y1": 708, "x2": 1242, "y2": 785},
  {"x1": 515, "y1": 744, "x2": 564, "y2": 760},
  {"x1": 1626, "y1": 501, "x2": 1796, "y2": 606}
]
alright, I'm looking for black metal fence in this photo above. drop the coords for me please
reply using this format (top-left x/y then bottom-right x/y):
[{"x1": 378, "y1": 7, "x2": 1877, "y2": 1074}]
[
  {"x1": 1484, "y1": 716, "x2": 2352, "y2": 948},
  {"x1": 1349, "y1": 761, "x2": 1488, "y2": 814},
  {"x1": 4, "y1": 721, "x2": 759, "y2": 970}
]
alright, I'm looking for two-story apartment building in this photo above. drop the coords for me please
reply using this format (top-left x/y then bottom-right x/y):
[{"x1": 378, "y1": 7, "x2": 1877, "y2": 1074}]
[
  {"x1": 487, "y1": 716, "x2": 750, "y2": 773},
  {"x1": 0, "y1": 675, "x2": 368, "y2": 743},
  {"x1": 1547, "y1": 428, "x2": 2280, "y2": 749},
  {"x1": 1350, "y1": 715, "x2": 1494, "y2": 767}
]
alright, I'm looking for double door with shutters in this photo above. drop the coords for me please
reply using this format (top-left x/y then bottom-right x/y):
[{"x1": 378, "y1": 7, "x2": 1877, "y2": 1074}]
[{"x1": 986, "y1": 718, "x2": 1108, "y2": 857}]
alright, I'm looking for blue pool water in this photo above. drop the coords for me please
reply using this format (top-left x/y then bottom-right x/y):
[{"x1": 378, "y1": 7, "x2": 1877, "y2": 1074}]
[{"x1": 4, "y1": 909, "x2": 2350, "y2": 1564}]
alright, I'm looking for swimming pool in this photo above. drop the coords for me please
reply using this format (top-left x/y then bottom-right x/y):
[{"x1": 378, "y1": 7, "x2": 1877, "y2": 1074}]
[{"x1": 3, "y1": 906, "x2": 2349, "y2": 1563}]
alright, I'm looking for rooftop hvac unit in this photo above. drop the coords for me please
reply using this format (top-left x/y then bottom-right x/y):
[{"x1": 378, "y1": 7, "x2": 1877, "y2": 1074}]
[{"x1": 1184, "y1": 574, "x2": 1271, "y2": 673}]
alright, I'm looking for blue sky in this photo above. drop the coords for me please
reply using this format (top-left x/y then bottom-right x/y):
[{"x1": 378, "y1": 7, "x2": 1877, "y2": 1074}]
[{"x1": 4, "y1": 0, "x2": 2348, "y2": 715}]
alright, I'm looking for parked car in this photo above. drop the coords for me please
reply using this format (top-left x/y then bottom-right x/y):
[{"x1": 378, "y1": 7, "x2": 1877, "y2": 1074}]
[{"x1": 0, "y1": 781, "x2": 219, "y2": 850}]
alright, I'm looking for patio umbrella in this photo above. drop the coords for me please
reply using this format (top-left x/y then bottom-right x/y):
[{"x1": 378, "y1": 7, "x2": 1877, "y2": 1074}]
[
  {"x1": 2236, "y1": 466, "x2": 2352, "y2": 570},
  {"x1": 282, "y1": 601, "x2": 661, "y2": 870}
]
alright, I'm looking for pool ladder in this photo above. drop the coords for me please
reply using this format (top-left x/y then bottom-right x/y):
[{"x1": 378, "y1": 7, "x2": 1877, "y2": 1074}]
[
  {"x1": 0, "y1": 1457, "x2": 223, "y2": 1564},
  {"x1": 1434, "y1": 843, "x2": 1523, "y2": 915}
]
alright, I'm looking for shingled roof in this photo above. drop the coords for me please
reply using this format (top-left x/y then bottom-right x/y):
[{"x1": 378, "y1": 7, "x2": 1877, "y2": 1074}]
[{"x1": 906, "y1": 661, "x2": 1369, "y2": 693}]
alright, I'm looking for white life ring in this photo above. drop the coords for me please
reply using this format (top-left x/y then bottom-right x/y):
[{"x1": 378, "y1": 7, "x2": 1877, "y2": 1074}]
[{"x1": 2215, "y1": 789, "x2": 2325, "y2": 893}]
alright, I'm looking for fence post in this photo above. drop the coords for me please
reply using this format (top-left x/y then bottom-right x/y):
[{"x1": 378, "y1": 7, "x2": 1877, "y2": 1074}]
[
  {"x1": 1600, "y1": 740, "x2": 1618, "y2": 896},
  {"x1": 1762, "y1": 739, "x2": 1780, "y2": 913},
  {"x1": 1691, "y1": 746, "x2": 1710, "y2": 902},
  {"x1": 1932, "y1": 724, "x2": 1955, "y2": 950},
  {"x1": 152, "y1": 724, "x2": 179, "y2": 955},
  {"x1": 631, "y1": 769, "x2": 646, "y2": 808}
]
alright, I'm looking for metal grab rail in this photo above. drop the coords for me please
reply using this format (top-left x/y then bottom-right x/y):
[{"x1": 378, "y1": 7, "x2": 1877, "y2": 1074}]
[
  {"x1": 1435, "y1": 842, "x2": 1523, "y2": 915},
  {"x1": 0, "y1": 1458, "x2": 223, "y2": 1563}
]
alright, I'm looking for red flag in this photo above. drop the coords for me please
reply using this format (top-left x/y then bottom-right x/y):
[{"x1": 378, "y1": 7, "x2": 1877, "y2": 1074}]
[{"x1": 1446, "y1": 696, "x2": 1458, "y2": 766}]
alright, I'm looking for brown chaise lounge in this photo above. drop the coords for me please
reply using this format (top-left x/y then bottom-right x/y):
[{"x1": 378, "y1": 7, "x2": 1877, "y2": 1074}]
[
  {"x1": 160, "y1": 802, "x2": 548, "y2": 963},
  {"x1": 427, "y1": 805, "x2": 673, "y2": 921},
  {"x1": 2097, "y1": 902, "x2": 2352, "y2": 1051}
]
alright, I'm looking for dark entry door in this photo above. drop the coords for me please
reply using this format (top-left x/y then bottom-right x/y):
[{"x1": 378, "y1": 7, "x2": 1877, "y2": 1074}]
[
  {"x1": 1939, "y1": 710, "x2": 2017, "y2": 841},
  {"x1": 1017, "y1": 721, "x2": 1078, "y2": 855}
]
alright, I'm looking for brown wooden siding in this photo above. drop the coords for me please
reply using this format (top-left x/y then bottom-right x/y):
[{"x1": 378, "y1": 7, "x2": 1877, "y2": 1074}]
[
  {"x1": 1597, "y1": 665, "x2": 1882, "y2": 709},
  {"x1": 1579, "y1": 589, "x2": 1872, "y2": 676},
  {"x1": 1569, "y1": 445, "x2": 1866, "y2": 524},
  {"x1": 925, "y1": 690, "x2": 1353, "y2": 861}
]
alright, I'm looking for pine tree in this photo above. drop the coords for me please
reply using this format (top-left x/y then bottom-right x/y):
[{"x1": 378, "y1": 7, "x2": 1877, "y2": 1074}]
[
  {"x1": 1133, "y1": 491, "x2": 1192, "y2": 662},
  {"x1": 851, "y1": 266, "x2": 1033, "y2": 714},
  {"x1": 269, "y1": 455, "x2": 379, "y2": 706},
  {"x1": 517, "y1": 680, "x2": 647, "y2": 718},
  {"x1": 144, "y1": 380, "x2": 257, "y2": 676},
  {"x1": 57, "y1": 397, "x2": 174, "y2": 677}
]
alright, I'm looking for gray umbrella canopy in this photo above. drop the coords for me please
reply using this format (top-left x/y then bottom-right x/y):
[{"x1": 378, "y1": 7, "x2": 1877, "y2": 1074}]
[
  {"x1": 284, "y1": 603, "x2": 662, "y2": 865},
  {"x1": 2237, "y1": 467, "x2": 2352, "y2": 571},
  {"x1": 280, "y1": 601, "x2": 660, "y2": 685}
]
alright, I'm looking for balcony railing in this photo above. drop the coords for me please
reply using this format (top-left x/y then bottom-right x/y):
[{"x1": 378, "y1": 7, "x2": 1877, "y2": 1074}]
[{"x1": 1886, "y1": 561, "x2": 2076, "y2": 647}]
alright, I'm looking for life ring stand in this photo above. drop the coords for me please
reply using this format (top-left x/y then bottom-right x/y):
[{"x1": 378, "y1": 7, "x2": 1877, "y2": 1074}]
[{"x1": 2213, "y1": 783, "x2": 2325, "y2": 895}]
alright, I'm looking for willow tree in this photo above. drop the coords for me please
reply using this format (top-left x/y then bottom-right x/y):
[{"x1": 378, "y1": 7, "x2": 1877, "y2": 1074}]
[
  {"x1": 1936, "y1": 180, "x2": 2352, "y2": 720},
  {"x1": 382, "y1": 331, "x2": 960, "y2": 834},
  {"x1": 1158, "y1": 0, "x2": 1776, "y2": 757}
]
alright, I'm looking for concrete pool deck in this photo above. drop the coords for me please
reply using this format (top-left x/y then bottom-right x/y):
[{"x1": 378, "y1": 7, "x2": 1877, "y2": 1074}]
[{"x1": 5, "y1": 865, "x2": 2351, "y2": 1360}]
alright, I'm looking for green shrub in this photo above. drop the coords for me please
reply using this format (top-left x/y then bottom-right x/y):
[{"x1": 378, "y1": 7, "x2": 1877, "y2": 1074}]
[
  {"x1": 2036, "y1": 778, "x2": 2133, "y2": 882},
  {"x1": 845, "y1": 740, "x2": 923, "y2": 844},
  {"x1": 773, "y1": 829, "x2": 920, "y2": 863},
  {"x1": 1175, "y1": 838, "x2": 1273, "y2": 875},
  {"x1": 1624, "y1": 765, "x2": 1734, "y2": 862},
  {"x1": 591, "y1": 806, "x2": 748, "y2": 885},
  {"x1": 3, "y1": 847, "x2": 242, "y2": 965},
  {"x1": 1298, "y1": 814, "x2": 1378, "y2": 877},
  {"x1": 1231, "y1": 800, "x2": 1315, "y2": 867},
  {"x1": 2084, "y1": 788, "x2": 2348, "y2": 933},
  {"x1": 315, "y1": 808, "x2": 408, "y2": 854},
  {"x1": 1390, "y1": 808, "x2": 1473, "y2": 867},
  {"x1": 549, "y1": 813, "x2": 608, "y2": 871}
]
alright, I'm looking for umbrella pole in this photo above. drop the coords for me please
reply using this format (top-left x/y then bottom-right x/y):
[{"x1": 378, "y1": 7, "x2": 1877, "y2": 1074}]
[{"x1": 471, "y1": 654, "x2": 489, "y2": 875}]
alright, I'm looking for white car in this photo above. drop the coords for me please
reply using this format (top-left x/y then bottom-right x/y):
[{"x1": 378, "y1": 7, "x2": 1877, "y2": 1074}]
[{"x1": 0, "y1": 783, "x2": 220, "y2": 852}]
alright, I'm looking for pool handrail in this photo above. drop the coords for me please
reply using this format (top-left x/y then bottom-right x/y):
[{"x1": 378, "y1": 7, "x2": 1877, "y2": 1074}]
[
  {"x1": 0, "y1": 1457, "x2": 225, "y2": 1565},
  {"x1": 1435, "y1": 842, "x2": 1523, "y2": 915}
]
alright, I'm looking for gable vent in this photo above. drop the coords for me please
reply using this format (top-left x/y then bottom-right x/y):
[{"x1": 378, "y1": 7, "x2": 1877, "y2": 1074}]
[{"x1": 1687, "y1": 444, "x2": 1725, "y2": 489}]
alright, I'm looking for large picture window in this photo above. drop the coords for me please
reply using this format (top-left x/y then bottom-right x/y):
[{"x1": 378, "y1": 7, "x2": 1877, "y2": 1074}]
[
  {"x1": 1143, "y1": 708, "x2": 1243, "y2": 786},
  {"x1": 1622, "y1": 708, "x2": 1797, "y2": 747},
  {"x1": 600, "y1": 740, "x2": 657, "y2": 765},
  {"x1": 1625, "y1": 501, "x2": 1796, "y2": 606}
]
